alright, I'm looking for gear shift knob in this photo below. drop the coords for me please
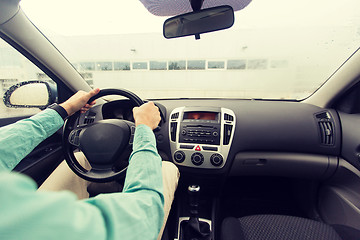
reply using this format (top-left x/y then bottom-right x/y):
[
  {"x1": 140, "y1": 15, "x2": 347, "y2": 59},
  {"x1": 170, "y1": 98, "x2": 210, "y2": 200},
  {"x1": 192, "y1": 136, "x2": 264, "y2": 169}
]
[{"x1": 188, "y1": 185, "x2": 200, "y2": 217}]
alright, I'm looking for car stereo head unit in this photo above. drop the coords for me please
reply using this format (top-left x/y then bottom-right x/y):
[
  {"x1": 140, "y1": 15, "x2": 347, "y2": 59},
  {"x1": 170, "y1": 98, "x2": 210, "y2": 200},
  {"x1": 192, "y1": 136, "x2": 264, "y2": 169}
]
[
  {"x1": 169, "y1": 107, "x2": 236, "y2": 169},
  {"x1": 180, "y1": 110, "x2": 221, "y2": 145}
]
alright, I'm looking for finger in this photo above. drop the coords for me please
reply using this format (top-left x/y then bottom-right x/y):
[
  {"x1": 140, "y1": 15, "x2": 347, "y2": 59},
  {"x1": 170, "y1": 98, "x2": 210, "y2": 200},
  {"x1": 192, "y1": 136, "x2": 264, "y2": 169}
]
[
  {"x1": 89, "y1": 88, "x2": 100, "y2": 97},
  {"x1": 132, "y1": 106, "x2": 139, "y2": 113},
  {"x1": 85, "y1": 89, "x2": 99, "y2": 105},
  {"x1": 88, "y1": 100, "x2": 96, "y2": 106},
  {"x1": 147, "y1": 101, "x2": 155, "y2": 107}
]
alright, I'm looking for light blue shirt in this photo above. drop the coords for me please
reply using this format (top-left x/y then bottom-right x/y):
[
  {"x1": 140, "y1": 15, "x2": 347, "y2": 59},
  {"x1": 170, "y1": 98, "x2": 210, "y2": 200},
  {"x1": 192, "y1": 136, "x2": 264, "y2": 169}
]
[{"x1": 0, "y1": 109, "x2": 164, "y2": 240}]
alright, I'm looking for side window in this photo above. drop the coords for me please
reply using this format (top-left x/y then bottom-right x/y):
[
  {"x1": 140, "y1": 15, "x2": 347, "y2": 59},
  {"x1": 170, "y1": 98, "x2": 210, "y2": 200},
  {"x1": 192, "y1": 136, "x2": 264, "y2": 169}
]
[{"x1": 0, "y1": 38, "x2": 56, "y2": 118}]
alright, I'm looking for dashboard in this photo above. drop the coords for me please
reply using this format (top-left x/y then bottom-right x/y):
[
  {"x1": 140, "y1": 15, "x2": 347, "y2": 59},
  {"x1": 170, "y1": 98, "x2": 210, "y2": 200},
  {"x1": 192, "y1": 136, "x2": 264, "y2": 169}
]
[{"x1": 80, "y1": 98, "x2": 344, "y2": 179}]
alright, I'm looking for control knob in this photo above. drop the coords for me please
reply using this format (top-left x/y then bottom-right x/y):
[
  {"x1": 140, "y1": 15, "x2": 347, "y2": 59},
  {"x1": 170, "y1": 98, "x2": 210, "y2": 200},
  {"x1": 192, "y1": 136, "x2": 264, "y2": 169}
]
[
  {"x1": 210, "y1": 153, "x2": 223, "y2": 166},
  {"x1": 191, "y1": 153, "x2": 204, "y2": 166},
  {"x1": 174, "y1": 151, "x2": 186, "y2": 163}
]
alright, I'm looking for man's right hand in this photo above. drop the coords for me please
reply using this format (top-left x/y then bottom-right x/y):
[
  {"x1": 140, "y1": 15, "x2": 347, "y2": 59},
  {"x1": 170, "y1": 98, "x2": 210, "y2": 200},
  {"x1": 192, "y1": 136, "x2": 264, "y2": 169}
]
[{"x1": 133, "y1": 102, "x2": 161, "y2": 130}]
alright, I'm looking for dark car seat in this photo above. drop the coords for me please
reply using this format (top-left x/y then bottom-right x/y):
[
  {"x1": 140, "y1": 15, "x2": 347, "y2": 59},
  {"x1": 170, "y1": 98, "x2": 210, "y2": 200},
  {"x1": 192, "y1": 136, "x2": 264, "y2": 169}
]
[{"x1": 220, "y1": 215, "x2": 360, "y2": 240}]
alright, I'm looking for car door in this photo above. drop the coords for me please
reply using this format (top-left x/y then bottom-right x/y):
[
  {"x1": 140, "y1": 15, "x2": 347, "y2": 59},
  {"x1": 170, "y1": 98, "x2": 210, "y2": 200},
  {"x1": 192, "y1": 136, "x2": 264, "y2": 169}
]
[{"x1": 0, "y1": 38, "x2": 65, "y2": 186}]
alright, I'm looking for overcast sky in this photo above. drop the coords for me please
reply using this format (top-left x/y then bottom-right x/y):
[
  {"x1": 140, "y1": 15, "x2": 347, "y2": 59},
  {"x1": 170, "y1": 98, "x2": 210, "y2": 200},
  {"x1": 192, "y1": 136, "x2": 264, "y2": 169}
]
[{"x1": 20, "y1": 0, "x2": 359, "y2": 36}]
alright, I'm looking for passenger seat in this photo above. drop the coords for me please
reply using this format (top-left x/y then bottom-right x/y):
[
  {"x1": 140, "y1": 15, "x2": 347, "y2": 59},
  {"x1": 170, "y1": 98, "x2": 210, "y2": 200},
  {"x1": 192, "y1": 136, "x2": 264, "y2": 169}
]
[{"x1": 220, "y1": 215, "x2": 360, "y2": 240}]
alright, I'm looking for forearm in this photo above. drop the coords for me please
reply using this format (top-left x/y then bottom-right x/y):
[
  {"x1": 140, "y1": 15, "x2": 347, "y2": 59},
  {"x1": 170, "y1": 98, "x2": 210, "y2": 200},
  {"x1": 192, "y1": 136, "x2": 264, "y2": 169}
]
[
  {"x1": 123, "y1": 124, "x2": 163, "y2": 195},
  {"x1": 123, "y1": 124, "x2": 164, "y2": 236},
  {"x1": 0, "y1": 109, "x2": 64, "y2": 171},
  {"x1": 83, "y1": 124, "x2": 164, "y2": 239}
]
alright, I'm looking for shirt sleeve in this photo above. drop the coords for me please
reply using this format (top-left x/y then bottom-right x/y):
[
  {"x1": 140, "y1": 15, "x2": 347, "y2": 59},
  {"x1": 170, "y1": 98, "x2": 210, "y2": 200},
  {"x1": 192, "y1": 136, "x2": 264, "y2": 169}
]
[
  {"x1": 0, "y1": 123, "x2": 164, "y2": 240},
  {"x1": 0, "y1": 109, "x2": 64, "y2": 172},
  {"x1": 83, "y1": 124, "x2": 164, "y2": 240}
]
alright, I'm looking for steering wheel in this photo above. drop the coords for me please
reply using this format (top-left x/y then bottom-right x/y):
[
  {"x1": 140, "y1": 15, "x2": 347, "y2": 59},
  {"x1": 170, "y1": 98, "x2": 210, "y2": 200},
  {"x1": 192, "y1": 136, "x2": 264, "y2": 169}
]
[{"x1": 62, "y1": 89, "x2": 143, "y2": 182}]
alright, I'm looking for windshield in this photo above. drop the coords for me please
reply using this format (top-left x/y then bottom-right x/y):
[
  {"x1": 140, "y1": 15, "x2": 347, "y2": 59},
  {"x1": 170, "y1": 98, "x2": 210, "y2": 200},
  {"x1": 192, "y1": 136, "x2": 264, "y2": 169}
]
[{"x1": 20, "y1": 0, "x2": 360, "y2": 100}]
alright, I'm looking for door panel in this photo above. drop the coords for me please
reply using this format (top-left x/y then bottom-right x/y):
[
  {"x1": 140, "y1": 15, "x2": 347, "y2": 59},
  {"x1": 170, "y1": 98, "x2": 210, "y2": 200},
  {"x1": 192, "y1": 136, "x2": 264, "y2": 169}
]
[
  {"x1": 12, "y1": 131, "x2": 64, "y2": 186},
  {"x1": 319, "y1": 160, "x2": 360, "y2": 230},
  {"x1": 0, "y1": 115, "x2": 64, "y2": 186}
]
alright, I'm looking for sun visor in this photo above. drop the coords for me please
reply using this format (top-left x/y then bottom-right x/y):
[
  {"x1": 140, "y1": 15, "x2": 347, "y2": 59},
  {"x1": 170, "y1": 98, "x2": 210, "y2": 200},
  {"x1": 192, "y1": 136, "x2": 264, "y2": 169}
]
[{"x1": 139, "y1": 0, "x2": 252, "y2": 16}]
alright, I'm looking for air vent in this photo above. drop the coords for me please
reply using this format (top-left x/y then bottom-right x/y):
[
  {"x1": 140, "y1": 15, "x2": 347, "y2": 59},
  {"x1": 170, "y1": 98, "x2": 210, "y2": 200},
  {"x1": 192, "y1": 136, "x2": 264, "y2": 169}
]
[
  {"x1": 171, "y1": 112, "x2": 179, "y2": 120},
  {"x1": 224, "y1": 113, "x2": 234, "y2": 122},
  {"x1": 84, "y1": 111, "x2": 96, "y2": 124},
  {"x1": 84, "y1": 118, "x2": 95, "y2": 124},
  {"x1": 223, "y1": 124, "x2": 233, "y2": 145},
  {"x1": 316, "y1": 112, "x2": 331, "y2": 119},
  {"x1": 316, "y1": 112, "x2": 335, "y2": 146},
  {"x1": 170, "y1": 122, "x2": 177, "y2": 141}
]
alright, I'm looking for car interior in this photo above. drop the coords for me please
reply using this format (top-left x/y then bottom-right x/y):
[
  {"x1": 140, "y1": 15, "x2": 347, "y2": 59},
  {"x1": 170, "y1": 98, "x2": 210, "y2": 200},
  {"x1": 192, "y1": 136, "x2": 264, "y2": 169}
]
[{"x1": 1, "y1": 0, "x2": 360, "y2": 239}]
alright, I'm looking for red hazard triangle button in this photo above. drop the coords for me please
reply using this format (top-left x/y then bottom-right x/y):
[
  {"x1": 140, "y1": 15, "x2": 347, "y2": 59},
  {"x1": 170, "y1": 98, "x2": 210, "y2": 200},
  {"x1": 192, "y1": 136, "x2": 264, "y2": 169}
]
[{"x1": 195, "y1": 145, "x2": 201, "y2": 151}]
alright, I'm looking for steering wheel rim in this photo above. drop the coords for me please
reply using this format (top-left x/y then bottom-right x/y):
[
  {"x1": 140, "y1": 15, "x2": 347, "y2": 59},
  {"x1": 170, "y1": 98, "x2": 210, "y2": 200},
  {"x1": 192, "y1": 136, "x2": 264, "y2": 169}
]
[{"x1": 62, "y1": 88, "x2": 144, "y2": 182}]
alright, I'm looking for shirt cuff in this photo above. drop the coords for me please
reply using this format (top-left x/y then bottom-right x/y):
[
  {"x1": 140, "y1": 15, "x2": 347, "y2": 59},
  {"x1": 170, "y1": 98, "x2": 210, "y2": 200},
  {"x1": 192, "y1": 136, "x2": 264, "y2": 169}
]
[
  {"x1": 132, "y1": 124, "x2": 156, "y2": 152},
  {"x1": 30, "y1": 109, "x2": 64, "y2": 135}
]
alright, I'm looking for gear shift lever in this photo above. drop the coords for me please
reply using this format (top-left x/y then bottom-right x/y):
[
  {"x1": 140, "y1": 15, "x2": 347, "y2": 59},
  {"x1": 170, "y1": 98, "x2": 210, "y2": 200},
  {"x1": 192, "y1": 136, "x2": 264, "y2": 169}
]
[
  {"x1": 188, "y1": 185, "x2": 200, "y2": 217},
  {"x1": 179, "y1": 185, "x2": 211, "y2": 240}
]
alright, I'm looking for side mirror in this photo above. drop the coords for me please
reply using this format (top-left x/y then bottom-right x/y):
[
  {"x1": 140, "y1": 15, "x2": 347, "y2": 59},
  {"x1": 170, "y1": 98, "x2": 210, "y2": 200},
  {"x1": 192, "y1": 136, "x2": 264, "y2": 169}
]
[
  {"x1": 163, "y1": 5, "x2": 234, "y2": 39},
  {"x1": 3, "y1": 81, "x2": 57, "y2": 109}
]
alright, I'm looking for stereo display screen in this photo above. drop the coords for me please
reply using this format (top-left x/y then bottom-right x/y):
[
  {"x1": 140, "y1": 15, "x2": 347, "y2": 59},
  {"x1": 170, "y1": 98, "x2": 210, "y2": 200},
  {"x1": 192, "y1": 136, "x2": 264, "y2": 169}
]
[{"x1": 183, "y1": 111, "x2": 218, "y2": 121}]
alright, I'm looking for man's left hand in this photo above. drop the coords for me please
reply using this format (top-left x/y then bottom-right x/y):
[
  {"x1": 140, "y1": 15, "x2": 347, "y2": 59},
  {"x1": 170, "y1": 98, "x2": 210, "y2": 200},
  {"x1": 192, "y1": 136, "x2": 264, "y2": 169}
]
[{"x1": 60, "y1": 88, "x2": 100, "y2": 116}]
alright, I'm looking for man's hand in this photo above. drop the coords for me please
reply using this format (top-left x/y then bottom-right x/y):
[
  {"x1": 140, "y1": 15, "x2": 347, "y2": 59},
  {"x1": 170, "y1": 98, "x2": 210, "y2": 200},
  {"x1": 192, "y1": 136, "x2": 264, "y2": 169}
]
[
  {"x1": 133, "y1": 102, "x2": 161, "y2": 130},
  {"x1": 60, "y1": 88, "x2": 100, "y2": 116}
]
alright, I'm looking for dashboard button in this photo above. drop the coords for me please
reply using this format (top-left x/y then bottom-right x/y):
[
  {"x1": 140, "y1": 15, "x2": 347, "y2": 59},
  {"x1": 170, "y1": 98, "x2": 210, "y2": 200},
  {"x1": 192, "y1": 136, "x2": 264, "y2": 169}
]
[
  {"x1": 180, "y1": 144, "x2": 194, "y2": 149},
  {"x1": 202, "y1": 146, "x2": 218, "y2": 151}
]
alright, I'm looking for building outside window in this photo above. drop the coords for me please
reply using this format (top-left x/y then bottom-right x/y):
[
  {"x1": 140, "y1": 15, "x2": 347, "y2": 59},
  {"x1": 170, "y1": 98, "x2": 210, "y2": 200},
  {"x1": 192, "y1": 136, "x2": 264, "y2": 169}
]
[
  {"x1": 132, "y1": 62, "x2": 148, "y2": 70},
  {"x1": 114, "y1": 61, "x2": 130, "y2": 70},
  {"x1": 227, "y1": 60, "x2": 246, "y2": 70},
  {"x1": 248, "y1": 59, "x2": 268, "y2": 69},
  {"x1": 79, "y1": 62, "x2": 95, "y2": 71},
  {"x1": 96, "y1": 62, "x2": 113, "y2": 71},
  {"x1": 150, "y1": 61, "x2": 167, "y2": 70},
  {"x1": 208, "y1": 61, "x2": 225, "y2": 69},
  {"x1": 187, "y1": 60, "x2": 205, "y2": 70},
  {"x1": 168, "y1": 60, "x2": 186, "y2": 70}
]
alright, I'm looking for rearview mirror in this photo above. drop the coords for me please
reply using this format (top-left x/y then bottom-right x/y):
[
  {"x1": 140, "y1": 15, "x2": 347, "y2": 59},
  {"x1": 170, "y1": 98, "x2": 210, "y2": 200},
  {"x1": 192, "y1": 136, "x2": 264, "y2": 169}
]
[{"x1": 163, "y1": 5, "x2": 234, "y2": 39}]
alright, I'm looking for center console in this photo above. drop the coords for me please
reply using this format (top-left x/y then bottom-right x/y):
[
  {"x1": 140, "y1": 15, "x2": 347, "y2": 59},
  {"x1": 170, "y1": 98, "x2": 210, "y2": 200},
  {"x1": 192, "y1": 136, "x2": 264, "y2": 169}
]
[{"x1": 169, "y1": 107, "x2": 236, "y2": 169}]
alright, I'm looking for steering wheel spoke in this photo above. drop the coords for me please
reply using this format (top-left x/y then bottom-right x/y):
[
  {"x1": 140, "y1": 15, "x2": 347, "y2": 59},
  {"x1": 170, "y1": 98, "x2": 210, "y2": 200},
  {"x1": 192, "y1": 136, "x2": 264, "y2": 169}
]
[
  {"x1": 129, "y1": 124, "x2": 136, "y2": 144},
  {"x1": 68, "y1": 128, "x2": 83, "y2": 147}
]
